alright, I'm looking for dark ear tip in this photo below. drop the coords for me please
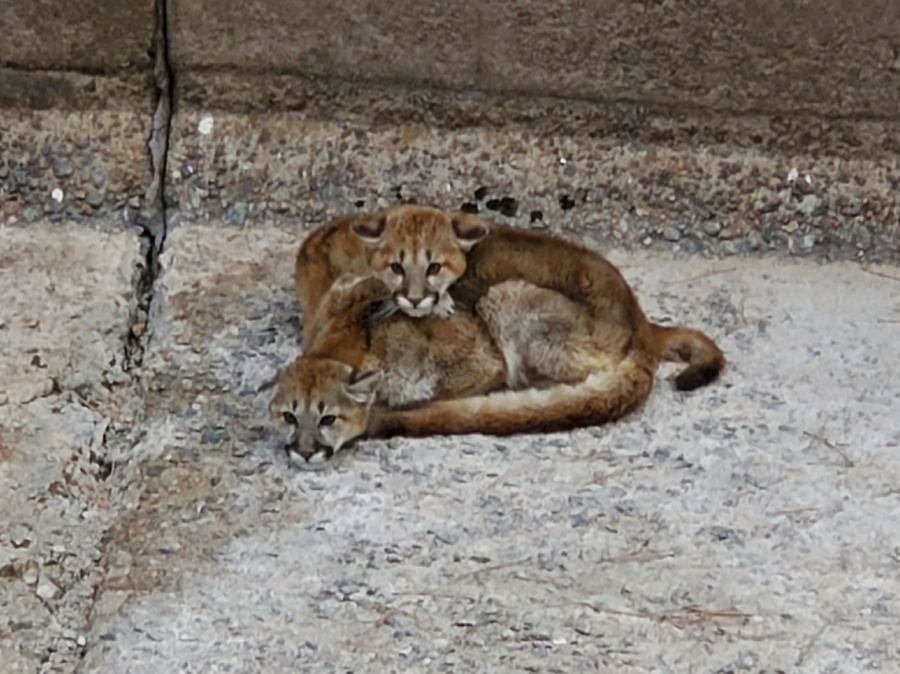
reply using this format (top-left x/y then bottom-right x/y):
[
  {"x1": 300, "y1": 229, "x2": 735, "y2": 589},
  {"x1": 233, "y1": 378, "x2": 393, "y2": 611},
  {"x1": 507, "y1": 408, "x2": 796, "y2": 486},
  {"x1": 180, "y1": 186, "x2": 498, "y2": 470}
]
[
  {"x1": 451, "y1": 214, "x2": 489, "y2": 241},
  {"x1": 351, "y1": 215, "x2": 387, "y2": 238}
]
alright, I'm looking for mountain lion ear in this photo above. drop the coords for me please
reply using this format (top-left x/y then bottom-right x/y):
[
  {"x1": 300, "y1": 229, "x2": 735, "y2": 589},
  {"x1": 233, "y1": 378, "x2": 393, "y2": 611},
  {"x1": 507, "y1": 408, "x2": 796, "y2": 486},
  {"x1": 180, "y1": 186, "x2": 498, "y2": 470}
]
[
  {"x1": 451, "y1": 214, "x2": 489, "y2": 251},
  {"x1": 351, "y1": 215, "x2": 388, "y2": 245},
  {"x1": 344, "y1": 369, "x2": 384, "y2": 404}
]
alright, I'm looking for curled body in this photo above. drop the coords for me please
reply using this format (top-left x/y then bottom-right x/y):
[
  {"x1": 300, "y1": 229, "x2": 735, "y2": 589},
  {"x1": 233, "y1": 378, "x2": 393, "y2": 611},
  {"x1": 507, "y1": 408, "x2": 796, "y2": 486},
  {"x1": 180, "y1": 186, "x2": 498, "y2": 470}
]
[
  {"x1": 269, "y1": 277, "x2": 506, "y2": 460},
  {"x1": 277, "y1": 205, "x2": 725, "y2": 456}
]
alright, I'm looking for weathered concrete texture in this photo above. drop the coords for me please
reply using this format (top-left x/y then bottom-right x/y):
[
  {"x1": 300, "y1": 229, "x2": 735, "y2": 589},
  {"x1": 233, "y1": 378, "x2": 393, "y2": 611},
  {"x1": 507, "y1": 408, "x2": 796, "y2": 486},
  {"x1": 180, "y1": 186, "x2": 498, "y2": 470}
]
[
  {"x1": 79, "y1": 226, "x2": 900, "y2": 672},
  {"x1": 477, "y1": 0, "x2": 900, "y2": 118},
  {"x1": 166, "y1": 110, "x2": 900, "y2": 263},
  {"x1": 168, "y1": 0, "x2": 900, "y2": 119},
  {"x1": 0, "y1": 0, "x2": 155, "y2": 72},
  {"x1": 1, "y1": 110, "x2": 156, "y2": 228},
  {"x1": 0, "y1": 224, "x2": 145, "y2": 404},
  {"x1": 0, "y1": 69, "x2": 155, "y2": 111},
  {"x1": 170, "y1": 0, "x2": 476, "y2": 89},
  {"x1": 176, "y1": 71, "x2": 900, "y2": 158},
  {"x1": 0, "y1": 224, "x2": 145, "y2": 673}
]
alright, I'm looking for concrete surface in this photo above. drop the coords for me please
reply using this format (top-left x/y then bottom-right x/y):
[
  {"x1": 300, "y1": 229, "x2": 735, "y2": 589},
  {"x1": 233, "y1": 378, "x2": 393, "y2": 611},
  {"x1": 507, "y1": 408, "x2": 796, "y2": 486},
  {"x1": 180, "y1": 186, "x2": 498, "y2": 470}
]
[
  {"x1": 0, "y1": 110, "x2": 156, "y2": 227},
  {"x1": 3, "y1": 0, "x2": 900, "y2": 122},
  {"x1": 165, "y1": 109, "x2": 900, "y2": 263},
  {"x1": 0, "y1": 0, "x2": 155, "y2": 73},
  {"x1": 166, "y1": 0, "x2": 900, "y2": 119},
  {"x1": 3, "y1": 3, "x2": 900, "y2": 672},
  {"x1": 0, "y1": 224, "x2": 146, "y2": 673},
  {"x1": 3, "y1": 219, "x2": 900, "y2": 673}
]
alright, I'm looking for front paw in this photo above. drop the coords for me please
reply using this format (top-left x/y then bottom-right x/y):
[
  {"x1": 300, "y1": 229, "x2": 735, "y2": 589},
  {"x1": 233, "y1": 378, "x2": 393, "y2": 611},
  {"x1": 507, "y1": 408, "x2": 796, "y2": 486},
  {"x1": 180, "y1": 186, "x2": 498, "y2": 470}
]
[{"x1": 433, "y1": 294, "x2": 455, "y2": 318}]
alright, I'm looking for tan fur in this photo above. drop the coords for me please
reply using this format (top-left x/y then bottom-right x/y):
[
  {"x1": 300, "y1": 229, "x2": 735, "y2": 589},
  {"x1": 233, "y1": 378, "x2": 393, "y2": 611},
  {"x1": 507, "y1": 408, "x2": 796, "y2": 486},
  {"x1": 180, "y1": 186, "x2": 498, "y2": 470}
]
[
  {"x1": 295, "y1": 206, "x2": 473, "y2": 344},
  {"x1": 282, "y1": 205, "x2": 724, "y2": 450},
  {"x1": 269, "y1": 276, "x2": 506, "y2": 459},
  {"x1": 370, "y1": 280, "x2": 659, "y2": 437}
]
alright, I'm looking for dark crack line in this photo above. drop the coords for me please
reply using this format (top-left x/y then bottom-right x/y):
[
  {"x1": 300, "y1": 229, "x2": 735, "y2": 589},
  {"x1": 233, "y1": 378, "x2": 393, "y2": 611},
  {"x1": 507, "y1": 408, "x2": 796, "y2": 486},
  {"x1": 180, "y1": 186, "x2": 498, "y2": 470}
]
[{"x1": 125, "y1": 0, "x2": 174, "y2": 373}]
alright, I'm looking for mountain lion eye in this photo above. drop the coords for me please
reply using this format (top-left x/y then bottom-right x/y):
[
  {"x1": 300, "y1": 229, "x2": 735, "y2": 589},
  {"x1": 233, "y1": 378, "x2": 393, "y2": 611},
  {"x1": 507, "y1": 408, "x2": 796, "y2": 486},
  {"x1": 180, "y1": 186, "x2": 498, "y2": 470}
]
[
  {"x1": 426, "y1": 262, "x2": 441, "y2": 276},
  {"x1": 319, "y1": 415, "x2": 336, "y2": 427},
  {"x1": 282, "y1": 411, "x2": 298, "y2": 426},
  {"x1": 390, "y1": 263, "x2": 404, "y2": 275}
]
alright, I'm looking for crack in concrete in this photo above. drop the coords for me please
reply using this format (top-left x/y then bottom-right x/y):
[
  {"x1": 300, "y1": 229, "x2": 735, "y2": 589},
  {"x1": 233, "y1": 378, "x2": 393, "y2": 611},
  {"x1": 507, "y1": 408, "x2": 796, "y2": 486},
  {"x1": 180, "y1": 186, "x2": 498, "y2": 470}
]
[{"x1": 125, "y1": 0, "x2": 174, "y2": 373}]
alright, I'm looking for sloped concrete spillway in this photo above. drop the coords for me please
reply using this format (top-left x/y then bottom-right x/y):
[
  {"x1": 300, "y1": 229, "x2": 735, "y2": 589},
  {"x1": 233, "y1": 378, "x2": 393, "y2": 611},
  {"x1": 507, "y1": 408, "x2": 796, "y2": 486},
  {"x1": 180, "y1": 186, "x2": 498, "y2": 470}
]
[{"x1": 3, "y1": 1, "x2": 900, "y2": 672}]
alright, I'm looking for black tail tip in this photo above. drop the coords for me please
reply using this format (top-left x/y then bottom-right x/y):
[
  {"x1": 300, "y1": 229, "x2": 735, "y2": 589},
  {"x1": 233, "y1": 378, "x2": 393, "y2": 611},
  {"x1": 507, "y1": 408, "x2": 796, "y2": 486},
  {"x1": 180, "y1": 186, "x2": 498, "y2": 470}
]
[{"x1": 674, "y1": 362, "x2": 724, "y2": 391}]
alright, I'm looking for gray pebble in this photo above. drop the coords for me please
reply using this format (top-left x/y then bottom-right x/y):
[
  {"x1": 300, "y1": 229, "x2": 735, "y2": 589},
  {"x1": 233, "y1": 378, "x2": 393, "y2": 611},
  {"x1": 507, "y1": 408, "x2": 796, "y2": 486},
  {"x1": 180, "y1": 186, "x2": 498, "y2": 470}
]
[
  {"x1": 90, "y1": 166, "x2": 107, "y2": 187},
  {"x1": 797, "y1": 194, "x2": 821, "y2": 216},
  {"x1": 702, "y1": 220, "x2": 723, "y2": 236},
  {"x1": 225, "y1": 202, "x2": 248, "y2": 227},
  {"x1": 201, "y1": 427, "x2": 229, "y2": 444},
  {"x1": 85, "y1": 188, "x2": 106, "y2": 208},
  {"x1": 0, "y1": 161, "x2": 8, "y2": 179},
  {"x1": 52, "y1": 157, "x2": 75, "y2": 178},
  {"x1": 708, "y1": 525, "x2": 744, "y2": 547},
  {"x1": 662, "y1": 226, "x2": 682, "y2": 242},
  {"x1": 36, "y1": 578, "x2": 61, "y2": 601},
  {"x1": 679, "y1": 238, "x2": 700, "y2": 254}
]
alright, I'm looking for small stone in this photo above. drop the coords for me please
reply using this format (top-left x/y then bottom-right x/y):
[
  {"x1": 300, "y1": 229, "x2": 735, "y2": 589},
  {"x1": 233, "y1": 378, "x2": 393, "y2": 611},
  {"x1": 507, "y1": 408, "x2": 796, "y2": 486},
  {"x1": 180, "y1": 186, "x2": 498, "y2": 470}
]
[
  {"x1": 51, "y1": 188, "x2": 64, "y2": 203},
  {"x1": 663, "y1": 226, "x2": 682, "y2": 242},
  {"x1": 803, "y1": 233, "x2": 818, "y2": 250},
  {"x1": 702, "y1": 220, "x2": 723, "y2": 236},
  {"x1": 797, "y1": 194, "x2": 821, "y2": 215},
  {"x1": 158, "y1": 539, "x2": 181, "y2": 554},
  {"x1": 128, "y1": 196, "x2": 141, "y2": 209},
  {"x1": 131, "y1": 322, "x2": 146, "y2": 337},
  {"x1": 77, "y1": 635, "x2": 87, "y2": 647},
  {"x1": 225, "y1": 202, "x2": 247, "y2": 227},
  {"x1": 198, "y1": 116, "x2": 215, "y2": 135},
  {"x1": 90, "y1": 166, "x2": 107, "y2": 187},
  {"x1": 782, "y1": 221, "x2": 799, "y2": 234},
  {"x1": 0, "y1": 392, "x2": 8, "y2": 406},
  {"x1": 85, "y1": 188, "x2": 106, "y2": 208},
  {"x1": 22, "y1": 561, "x2": 39, "y2": 585},
  {"x1": 708, "y1": 525, "x2": 744, "y2": 546},
  {"x1": 201, "y1": 427, "x2": 229, "y2": 444},
  {"x1": 679, "y1": 238, "x2": 700, "y2": 254},
  {"x1": 10, "y1": 524, "x2": 32, "y2": 548},
  {"x1": 36, "y1": 578, "x2": 61, "y2": 600},
  {"x1": 52, "y1": 157, "x2": 74, "y2": 178},
  {"x1": 0, "y1": 161, "x2": 8, "y2": 179}
]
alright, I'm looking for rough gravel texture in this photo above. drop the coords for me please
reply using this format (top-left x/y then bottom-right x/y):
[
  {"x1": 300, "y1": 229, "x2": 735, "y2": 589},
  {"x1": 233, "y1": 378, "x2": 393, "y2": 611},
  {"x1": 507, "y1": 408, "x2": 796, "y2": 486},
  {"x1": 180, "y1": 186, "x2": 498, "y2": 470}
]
[
  {"x1": 0, "y1": 223, "x2": 145, "y2": 673},
  {"x1": 0, "y1": 109, "x2": 155, "y2": 229},
  {"x1": 167, "y1": 109, "x2": 900, "y2": 264}
]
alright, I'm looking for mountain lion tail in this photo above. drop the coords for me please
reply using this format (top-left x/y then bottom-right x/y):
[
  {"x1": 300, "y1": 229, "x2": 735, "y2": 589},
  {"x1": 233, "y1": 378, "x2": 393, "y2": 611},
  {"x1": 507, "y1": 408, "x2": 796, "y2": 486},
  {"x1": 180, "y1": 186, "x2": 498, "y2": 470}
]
[
  {"x1": 372, "y1": 355, "x2": 654, "y2": 439},
  {"x1": 651, "y1": 324, "x2": 724, "y2": 391}
]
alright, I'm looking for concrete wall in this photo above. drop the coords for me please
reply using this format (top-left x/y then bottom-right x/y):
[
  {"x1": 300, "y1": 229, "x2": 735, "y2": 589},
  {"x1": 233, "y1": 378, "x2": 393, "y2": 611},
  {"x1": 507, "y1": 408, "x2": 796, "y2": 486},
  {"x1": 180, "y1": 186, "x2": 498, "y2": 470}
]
[
  {"x1": 169, "y1": 0, "x2": 900, "y2": 118},
  {"x1": 2, "y1": 0, "x2": 899, "y2": 119},
  {"x1": 0, "y1": 0, "x2": 156, "y2": 72}
]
